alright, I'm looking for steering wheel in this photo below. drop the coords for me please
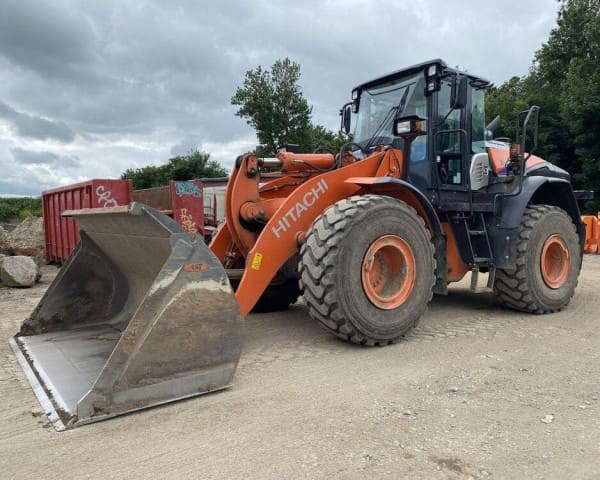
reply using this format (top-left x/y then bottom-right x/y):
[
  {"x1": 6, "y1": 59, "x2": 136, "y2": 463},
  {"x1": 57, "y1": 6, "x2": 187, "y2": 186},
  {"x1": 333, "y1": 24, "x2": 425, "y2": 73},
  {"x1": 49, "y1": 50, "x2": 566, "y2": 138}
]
[{"x1": 338, "y1": 142, "x2": 368, "y2": 162}]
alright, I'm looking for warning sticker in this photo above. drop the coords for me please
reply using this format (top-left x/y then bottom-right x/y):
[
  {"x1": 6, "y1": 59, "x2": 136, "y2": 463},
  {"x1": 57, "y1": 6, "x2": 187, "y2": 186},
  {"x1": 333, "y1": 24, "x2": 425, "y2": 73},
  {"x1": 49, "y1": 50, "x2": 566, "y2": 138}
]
[{"x1": 251, "y1": 253, "x2": 263, "y2": 270}]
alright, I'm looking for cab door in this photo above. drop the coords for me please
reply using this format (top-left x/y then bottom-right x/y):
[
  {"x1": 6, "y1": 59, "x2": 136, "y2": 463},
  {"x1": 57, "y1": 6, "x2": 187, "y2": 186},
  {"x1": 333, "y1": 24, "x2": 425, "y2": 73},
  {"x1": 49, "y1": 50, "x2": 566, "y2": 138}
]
[{"x1": 433, "y1": 77, "x2": 470, "y2": 193}]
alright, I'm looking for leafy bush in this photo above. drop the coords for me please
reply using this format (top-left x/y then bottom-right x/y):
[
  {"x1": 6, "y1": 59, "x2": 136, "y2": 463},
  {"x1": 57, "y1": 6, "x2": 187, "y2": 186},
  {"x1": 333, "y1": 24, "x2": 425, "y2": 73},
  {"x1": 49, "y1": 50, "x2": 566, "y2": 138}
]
[
  {"x1": 0, "y1": 197, "x2": 42, "y2": 222},
  {"x1": 19, "y1": 209, "x2": 33, "y2": 220},
  {"x1": 121, "y1": 150, "x2": 227, "y2": 190}
]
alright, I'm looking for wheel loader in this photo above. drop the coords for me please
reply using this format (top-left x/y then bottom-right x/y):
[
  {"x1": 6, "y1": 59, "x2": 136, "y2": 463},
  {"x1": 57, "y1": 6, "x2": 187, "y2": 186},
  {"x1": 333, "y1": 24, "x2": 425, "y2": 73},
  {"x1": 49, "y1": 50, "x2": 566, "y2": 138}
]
[{"x1": 11, "y1": 59, "x2": 586, "y2": 430}]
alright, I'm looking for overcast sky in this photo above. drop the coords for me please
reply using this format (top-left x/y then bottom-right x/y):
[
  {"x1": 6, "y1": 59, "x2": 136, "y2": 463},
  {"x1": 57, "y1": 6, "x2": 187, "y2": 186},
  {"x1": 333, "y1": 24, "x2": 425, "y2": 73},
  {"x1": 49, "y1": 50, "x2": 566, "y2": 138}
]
[{"x1": 0, "y1": 0, "x2": 560, "y2": 196}]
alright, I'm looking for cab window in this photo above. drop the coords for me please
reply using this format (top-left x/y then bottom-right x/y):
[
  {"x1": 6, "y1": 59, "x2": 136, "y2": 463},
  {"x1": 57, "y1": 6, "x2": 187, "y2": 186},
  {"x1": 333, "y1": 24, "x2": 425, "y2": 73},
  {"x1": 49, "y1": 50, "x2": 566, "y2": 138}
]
[
  {"x1": 436, "y1": 80, "x2": 462, "y2": 153},
  {"x1": 471, "y1": 88, "x2": 486, "y2": 153}
]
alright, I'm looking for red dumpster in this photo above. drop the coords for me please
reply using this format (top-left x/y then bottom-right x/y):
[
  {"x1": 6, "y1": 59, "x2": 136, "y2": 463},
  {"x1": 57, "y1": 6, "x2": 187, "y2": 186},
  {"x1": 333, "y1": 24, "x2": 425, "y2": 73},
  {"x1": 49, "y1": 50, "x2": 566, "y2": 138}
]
[
  {"x1": 170, "y1": 180, "x2": 205, "y2": 235},
  {"x1": 42, "y1": 179, "x2": 133, "y2": 263},
  {"x1": 133, "y1": 180, "x2": 206, "y2": 236}
]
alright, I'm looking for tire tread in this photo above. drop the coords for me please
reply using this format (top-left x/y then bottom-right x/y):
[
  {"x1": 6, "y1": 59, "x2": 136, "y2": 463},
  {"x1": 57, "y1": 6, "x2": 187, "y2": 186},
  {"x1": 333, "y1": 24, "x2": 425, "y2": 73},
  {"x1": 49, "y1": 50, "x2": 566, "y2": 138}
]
[
  {"x1": 493, "y1": 205, "x2": 579, "y2": 314},
  {"x1": 299, "y1": 195, "x2": 435, "y2": 345}
]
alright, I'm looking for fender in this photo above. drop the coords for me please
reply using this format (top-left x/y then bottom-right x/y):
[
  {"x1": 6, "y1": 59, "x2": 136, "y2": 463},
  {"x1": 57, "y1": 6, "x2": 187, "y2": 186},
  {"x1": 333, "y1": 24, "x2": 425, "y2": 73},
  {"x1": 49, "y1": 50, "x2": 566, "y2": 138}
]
[
  {"x1": 344, "y1": 176, "x2": 448, "y2": 295},
  {"x1": 500, "y1": 176, "x2": 584, "y2": 247},
  {"x1": 499, "y1": 176, "x2": 582, "y2": 229},
  {"x1": 489, "y1": 176, "x2": 585, "y2": 269}
]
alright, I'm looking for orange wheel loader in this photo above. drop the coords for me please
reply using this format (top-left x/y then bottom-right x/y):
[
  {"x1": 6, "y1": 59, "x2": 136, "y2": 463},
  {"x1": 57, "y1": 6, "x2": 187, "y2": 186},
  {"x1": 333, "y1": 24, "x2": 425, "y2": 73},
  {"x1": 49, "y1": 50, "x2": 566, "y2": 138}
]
[{"x1": 11, "y1": 59, "x2": 588, "y2": 429}]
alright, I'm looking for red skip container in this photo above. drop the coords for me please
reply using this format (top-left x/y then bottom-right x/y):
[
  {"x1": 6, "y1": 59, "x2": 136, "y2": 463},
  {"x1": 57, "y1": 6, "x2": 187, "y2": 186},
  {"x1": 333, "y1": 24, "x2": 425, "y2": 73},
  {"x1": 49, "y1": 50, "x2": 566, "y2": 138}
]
[
  {"x1": 42, "y1": 179, "x2": 133, "y2": 264},
  {"x1": 133, "y1": 180, "x2": 206, "y2": 236}
]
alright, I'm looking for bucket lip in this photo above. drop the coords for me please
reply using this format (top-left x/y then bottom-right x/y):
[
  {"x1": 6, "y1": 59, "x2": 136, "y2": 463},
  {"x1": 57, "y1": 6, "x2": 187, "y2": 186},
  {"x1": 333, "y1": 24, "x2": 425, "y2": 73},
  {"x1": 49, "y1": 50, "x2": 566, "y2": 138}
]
[
  {"x1": 9, "y1": 337, "x2": 67, "y2": 432},
  {"x1": 61, "y1": 202, "x2": 184, "y2": 234},
  {"x1": 10, "y1": 333, "x2": 238, "y2": 431},
  {"x1": 62, "y1": 204, "x2": 132, "y2": 217}
]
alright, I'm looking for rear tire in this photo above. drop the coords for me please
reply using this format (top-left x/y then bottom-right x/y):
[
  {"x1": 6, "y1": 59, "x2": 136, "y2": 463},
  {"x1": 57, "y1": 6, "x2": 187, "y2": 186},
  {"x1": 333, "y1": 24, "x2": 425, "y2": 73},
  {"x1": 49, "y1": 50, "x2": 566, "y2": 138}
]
[
  {"x1": 252, "y1": 280, "x2": 299, "y2": 313},
  {"x1": 493, "y1": 205, "x2": 581, "y2": 313},
  {"x1": 299, "y1": 195, "x2": 435, "y2": 345}
]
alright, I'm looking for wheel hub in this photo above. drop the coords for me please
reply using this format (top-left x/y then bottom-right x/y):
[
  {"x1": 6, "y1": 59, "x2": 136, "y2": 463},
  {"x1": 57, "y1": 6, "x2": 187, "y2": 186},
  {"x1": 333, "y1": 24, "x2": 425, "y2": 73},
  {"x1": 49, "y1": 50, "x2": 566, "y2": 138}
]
[
  {"x1": 361, "y1": 235, "x2": 415, "y2": 309},
  {"x1": 540, "y1": 234, "x2": 570, "y2": 289}
]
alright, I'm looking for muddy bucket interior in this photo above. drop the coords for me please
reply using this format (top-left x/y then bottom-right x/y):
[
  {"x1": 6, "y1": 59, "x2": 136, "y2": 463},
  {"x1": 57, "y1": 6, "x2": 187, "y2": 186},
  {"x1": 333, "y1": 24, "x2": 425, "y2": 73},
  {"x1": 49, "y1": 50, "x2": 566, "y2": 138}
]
[{"x1": 10, "y1": 203, "x2": 242, "y2": 430}]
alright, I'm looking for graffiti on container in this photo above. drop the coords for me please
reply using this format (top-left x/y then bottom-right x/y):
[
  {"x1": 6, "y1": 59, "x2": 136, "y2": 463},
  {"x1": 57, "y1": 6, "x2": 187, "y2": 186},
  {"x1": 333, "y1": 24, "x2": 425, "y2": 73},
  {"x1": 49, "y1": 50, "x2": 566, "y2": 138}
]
[
  {"x1": 179, "y1": 208, "x2": 198, "y2": 233},
  {"x1": 95, "y1": 185, "x2": 119, "y2": 207},
  {"x1": 175, "y1": 181, "x2": 202, "y2": 198}
]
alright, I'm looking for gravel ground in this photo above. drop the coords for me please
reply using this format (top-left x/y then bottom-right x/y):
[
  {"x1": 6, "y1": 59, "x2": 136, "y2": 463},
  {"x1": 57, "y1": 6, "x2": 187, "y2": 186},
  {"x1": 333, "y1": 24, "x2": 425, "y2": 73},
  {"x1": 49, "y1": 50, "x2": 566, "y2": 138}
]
[
  {"x1": 0, "y1": 225, "x2": 9, "y2": 251},
  {"x1": 1, "y1": 257, "x2": 600, "y2": 479},
  {"x1": 5, "y1": 217, "x2": 44, "y2": 249}
]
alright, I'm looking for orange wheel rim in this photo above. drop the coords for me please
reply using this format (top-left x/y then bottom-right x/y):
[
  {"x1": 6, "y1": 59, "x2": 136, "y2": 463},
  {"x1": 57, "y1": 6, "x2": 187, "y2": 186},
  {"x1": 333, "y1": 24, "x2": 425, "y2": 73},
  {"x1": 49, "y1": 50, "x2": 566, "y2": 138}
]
[
  {"x1": 361, "y1": 235, "x2": 416, "y2": 309},
  {"x1": 541, "y1": 234, "x2": 570, "y2": 289}
]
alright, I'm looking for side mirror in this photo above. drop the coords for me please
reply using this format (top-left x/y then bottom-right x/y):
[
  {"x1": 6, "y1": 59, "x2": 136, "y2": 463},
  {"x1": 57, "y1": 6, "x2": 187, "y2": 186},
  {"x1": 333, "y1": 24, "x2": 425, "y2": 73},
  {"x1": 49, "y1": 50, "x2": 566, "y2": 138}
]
[
  {"x1": 340, "y1": 103, "x2": 352, "y2": 134},
  {"x1": 450, "y1": 75, "x2": 468, "y2": 109}
]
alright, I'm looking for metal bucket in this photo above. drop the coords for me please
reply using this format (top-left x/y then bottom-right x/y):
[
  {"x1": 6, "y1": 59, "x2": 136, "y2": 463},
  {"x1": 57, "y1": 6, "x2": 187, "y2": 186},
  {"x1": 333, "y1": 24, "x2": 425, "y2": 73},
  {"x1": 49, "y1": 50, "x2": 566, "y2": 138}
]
[{"x1": 10, "y1": 203, "x2": 242, "y2": 430}]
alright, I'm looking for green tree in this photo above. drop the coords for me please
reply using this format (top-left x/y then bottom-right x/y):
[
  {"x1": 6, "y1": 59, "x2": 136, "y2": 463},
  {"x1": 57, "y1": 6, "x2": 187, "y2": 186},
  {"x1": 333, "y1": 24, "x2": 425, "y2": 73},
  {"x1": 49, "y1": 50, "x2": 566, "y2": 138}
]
[
  {"x1": 304, "y1": 124, "x2": 351, "y2": 154},
  {"x1": 121, "y1": 165, "x2": 167, "y2": 189},
  {"x1": 485, "y1": 0, "x2": 600, "y2": 211},
  {"x1": 232, "y1": 58, "x2": 313, "y2": 155},
  {"x1": 232, "y1": 58, "x2": 348, "y2": 156},
  {"x1": 485, "y1": 76, "x2": 530, "y2": 139},
  {"x1": 526, "y1": 0, "x2": 596, "y2": 175},
  {"x1": 121, "y1": 150, "x2": 227, "y2": 190},
  {"x1": 167, "y1": 151, "x2": 227, "y2": 180},
  {"x1": 554, "y1": 0, "x2": 600, "y2": 210},
  {"x1": 0, "y1": 197, "x2": 42, "y2": 222}
]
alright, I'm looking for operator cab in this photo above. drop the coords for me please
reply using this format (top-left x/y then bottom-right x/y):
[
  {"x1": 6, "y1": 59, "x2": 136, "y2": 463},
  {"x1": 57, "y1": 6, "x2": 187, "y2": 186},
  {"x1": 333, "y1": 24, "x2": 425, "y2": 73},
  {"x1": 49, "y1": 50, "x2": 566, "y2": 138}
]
[{"x1": 342, "y1": 59, "x2": 491, "y2": 201}]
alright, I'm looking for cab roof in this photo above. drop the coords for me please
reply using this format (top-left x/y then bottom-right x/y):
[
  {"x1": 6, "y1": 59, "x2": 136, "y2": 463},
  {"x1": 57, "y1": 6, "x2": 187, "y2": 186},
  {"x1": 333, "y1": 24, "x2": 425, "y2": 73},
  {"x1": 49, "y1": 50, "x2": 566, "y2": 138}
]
[{"x1": 354, "y1": 59, "x2": 491, "y2": 91}]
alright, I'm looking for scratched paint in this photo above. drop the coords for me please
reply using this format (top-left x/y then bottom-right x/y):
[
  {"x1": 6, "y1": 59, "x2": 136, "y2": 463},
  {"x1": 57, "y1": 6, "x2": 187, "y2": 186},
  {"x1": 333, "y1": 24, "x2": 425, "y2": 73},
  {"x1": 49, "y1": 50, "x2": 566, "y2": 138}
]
[
  {"x1": 177, "y1": 279, "x2": 232, "y2": 294},
  {"x1": 148, "y1": 268, "x2": 181, "y2": 296}
]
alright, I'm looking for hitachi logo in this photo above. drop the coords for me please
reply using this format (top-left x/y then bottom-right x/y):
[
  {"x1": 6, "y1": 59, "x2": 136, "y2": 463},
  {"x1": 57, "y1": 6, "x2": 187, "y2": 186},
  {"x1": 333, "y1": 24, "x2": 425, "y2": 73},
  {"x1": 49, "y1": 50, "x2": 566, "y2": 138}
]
[{"x1": 271, "y1": 179, "x2": 329, "y2": 239}]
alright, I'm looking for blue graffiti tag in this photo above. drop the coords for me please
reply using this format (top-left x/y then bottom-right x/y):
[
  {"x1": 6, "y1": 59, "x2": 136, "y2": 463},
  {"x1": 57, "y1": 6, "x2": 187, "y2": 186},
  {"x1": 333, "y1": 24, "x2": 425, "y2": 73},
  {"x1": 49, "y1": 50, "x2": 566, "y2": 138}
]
[{"x1": 175, "y1": 181, "x2": 202, "y2": 197}]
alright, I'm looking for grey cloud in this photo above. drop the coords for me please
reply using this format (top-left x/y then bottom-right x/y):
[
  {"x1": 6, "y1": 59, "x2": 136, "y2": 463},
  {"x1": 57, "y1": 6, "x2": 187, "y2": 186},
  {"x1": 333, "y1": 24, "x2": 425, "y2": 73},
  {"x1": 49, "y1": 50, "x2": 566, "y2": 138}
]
[
  {"x1": 0, "y1": 179, "x2": 43, "y2": 197},
  {"x1": 170, "y1": 135, "x2": 206, "y2": 156},
  {"x1": 12, "y1": 148, "x2": 81, "y2": 168},
  {"x1": 0, "y1": 101, "x2": 76, "y2": 142},
  {"x1": 0, "y1": 0, "x2": 98, "y2": 79},
  {"x1": 0, "y1": 0, "x2": 560, "y2": 196},
  {"x1": 2, "y1": 0, "x2": 556, "y2": 143},
  {"x1": 0, "y1": 0, "x2": 276, "y2": 142}
]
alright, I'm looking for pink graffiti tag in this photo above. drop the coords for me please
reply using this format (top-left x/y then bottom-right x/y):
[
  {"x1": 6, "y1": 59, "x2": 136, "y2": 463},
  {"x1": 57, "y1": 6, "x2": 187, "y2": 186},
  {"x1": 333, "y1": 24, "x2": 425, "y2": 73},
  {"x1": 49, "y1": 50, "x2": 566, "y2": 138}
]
[
  {"x1": 179, "y1": 207, "x2": 198, "y2": 233},
  {"x1": 95, "y1": 185, "x2": 119, "y2": 207}
]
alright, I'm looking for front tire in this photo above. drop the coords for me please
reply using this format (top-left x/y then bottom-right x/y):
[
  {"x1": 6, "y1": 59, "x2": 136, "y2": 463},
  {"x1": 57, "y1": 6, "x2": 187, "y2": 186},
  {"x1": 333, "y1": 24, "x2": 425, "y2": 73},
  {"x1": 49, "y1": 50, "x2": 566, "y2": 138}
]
[
  {"x1": 493, "y1": 205, "x2": 581, "y2": 313},
  {"x1": 299, "y1": 195, "x2": 435, "y2": 345}
]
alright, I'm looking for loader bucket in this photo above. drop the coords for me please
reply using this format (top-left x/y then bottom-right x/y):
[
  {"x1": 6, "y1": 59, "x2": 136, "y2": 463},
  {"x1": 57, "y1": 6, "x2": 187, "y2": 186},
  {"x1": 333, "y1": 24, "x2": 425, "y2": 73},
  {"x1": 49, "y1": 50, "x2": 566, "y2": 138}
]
[{"x1": 10, "y1": 203, "x2": 242, "y2": 430}]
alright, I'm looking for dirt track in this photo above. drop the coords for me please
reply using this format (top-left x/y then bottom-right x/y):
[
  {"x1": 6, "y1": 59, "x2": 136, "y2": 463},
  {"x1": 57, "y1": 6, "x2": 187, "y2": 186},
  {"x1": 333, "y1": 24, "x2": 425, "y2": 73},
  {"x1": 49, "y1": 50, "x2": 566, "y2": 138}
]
[{"x1": 1, "y1": 258, "x2": 600, "y2": 479}]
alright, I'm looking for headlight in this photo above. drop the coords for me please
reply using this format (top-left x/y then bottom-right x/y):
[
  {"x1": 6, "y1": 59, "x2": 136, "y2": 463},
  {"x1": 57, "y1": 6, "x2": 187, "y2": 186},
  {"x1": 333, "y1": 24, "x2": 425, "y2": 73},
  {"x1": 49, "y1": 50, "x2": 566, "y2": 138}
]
[
  {"x1": 393, "y1": 116, "x2": 426, "y2": 137},
  {"x1": 395, "y1": 121, "x2": 412, "y2": 134}
]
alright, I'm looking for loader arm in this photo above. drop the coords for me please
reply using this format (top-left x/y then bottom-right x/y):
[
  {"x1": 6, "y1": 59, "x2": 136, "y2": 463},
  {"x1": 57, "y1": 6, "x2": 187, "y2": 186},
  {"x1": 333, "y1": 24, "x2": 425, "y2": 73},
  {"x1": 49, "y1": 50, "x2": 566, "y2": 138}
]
[{"x1": 229, "y1": 150, "x2": 400, "y2": 315}]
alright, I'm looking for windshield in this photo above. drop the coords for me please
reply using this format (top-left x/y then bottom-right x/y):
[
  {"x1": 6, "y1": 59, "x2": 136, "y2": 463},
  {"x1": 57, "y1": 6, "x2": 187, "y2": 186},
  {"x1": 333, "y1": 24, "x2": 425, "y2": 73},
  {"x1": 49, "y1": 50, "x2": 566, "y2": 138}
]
[{"x1": 354, "y1": 72, "x2": 427, "y2": 149}]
